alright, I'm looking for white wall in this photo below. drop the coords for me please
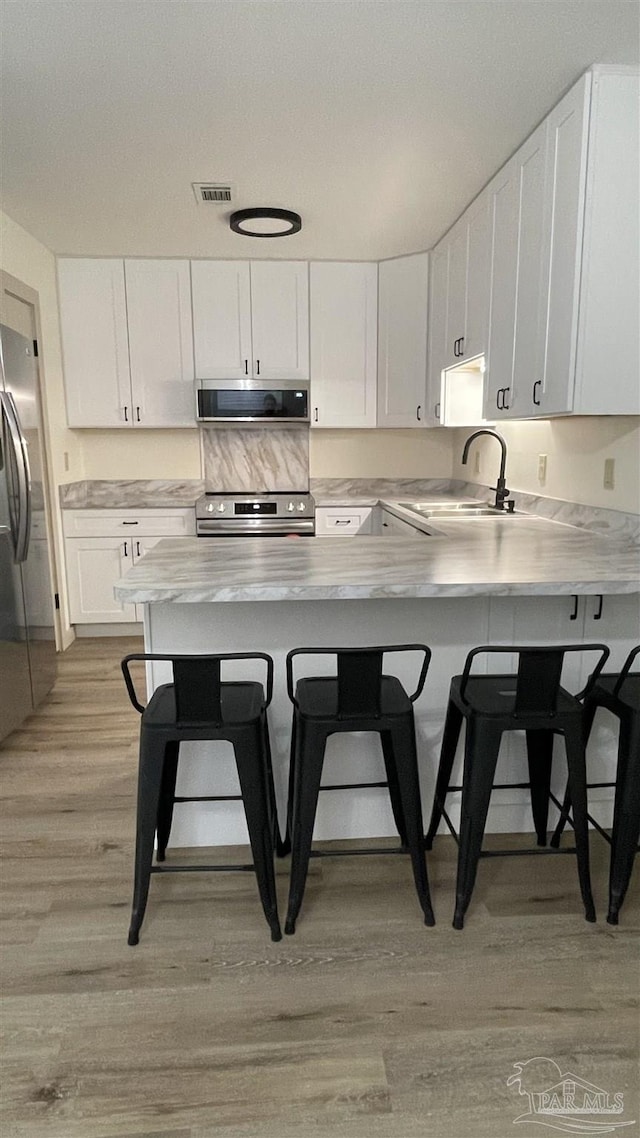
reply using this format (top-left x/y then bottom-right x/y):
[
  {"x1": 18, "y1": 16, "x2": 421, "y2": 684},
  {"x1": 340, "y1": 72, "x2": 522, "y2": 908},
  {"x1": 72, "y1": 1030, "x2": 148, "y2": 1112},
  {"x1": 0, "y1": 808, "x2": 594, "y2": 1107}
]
[
  {"x1": 80, "y1": 429, "x2": 202, "y2": 480},
  {"x1": 452, "y1": 416, "x2": 640, "y2": 513},
  {"x1": 310, "y1": 428, "x2": 454, "y2": 479}
]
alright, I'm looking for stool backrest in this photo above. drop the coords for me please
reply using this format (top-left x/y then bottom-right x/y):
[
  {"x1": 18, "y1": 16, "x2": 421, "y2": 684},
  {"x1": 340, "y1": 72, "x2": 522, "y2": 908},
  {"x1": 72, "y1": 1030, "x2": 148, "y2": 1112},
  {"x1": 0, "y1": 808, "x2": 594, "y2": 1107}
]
[
  {"x1": 121, "y1": 652, "x2": 273, "y2": 725},
  {"x1": 286, "y1": 644, "x2": 431, "y2": 719},
  {"x1": 459, "y1": 643, "x2": 610, "y2": 716},
  {"x1": 613, "y1": 644, "x2": 640, "y2": 698}
]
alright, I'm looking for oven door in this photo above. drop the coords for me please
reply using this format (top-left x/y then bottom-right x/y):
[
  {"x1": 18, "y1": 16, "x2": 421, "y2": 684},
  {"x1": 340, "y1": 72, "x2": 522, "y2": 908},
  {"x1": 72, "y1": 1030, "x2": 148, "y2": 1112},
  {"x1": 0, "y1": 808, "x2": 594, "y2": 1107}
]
[
  {"x1": 197, "y1": 518, "x2": 315, "y2": 537},
  {"x1": 196, "y1": 379, "x2": 310, "y2": 423}
]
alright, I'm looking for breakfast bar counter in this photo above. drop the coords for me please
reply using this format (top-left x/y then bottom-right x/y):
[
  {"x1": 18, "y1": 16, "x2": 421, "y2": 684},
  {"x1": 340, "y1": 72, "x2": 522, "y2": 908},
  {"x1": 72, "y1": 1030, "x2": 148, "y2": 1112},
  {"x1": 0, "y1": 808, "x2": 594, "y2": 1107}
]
[{"x1": 114, "y1": 520, "x2": 640, "y2": 849}]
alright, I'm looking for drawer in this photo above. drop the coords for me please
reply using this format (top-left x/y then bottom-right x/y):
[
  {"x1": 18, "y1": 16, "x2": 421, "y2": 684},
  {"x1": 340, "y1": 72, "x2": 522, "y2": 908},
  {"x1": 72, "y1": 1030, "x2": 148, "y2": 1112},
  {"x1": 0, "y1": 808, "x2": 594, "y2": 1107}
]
[
  {"x1": 63, "y1": 508, "x2": 196, "y2": 538},
  {"x1": 315, "y1": 507, "x2": 373, "y2": 536}
]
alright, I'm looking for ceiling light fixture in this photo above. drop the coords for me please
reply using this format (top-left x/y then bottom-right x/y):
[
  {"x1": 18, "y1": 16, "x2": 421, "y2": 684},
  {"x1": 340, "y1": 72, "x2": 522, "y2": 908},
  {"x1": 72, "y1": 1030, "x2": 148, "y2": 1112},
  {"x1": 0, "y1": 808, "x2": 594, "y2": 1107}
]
[{"x1": 229, "y1": 207, "x2": 302, "y2": 237}]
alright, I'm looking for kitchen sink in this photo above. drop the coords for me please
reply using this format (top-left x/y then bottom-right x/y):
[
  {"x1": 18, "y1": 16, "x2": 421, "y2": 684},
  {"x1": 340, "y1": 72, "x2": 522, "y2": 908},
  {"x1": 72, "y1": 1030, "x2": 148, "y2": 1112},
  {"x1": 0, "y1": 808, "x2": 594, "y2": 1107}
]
[{"x1": 398, "y1": 502, "x2": 517, "y2": 518}]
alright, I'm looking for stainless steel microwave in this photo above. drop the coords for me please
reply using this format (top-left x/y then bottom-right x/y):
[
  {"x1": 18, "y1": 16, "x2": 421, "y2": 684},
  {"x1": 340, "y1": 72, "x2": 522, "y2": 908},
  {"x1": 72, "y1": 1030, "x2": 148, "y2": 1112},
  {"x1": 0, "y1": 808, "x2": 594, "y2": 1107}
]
[{"x1": 196, "y1": 379, "x2": 310, "y2": 424}]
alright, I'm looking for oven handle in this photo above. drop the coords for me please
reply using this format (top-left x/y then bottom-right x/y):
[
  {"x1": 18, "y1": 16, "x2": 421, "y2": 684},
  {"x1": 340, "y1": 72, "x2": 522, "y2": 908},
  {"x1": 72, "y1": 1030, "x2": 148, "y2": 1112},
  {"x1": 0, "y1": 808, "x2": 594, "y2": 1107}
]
[{"x1": 197, "y1": 520, "x2": 315, "y2": 536}]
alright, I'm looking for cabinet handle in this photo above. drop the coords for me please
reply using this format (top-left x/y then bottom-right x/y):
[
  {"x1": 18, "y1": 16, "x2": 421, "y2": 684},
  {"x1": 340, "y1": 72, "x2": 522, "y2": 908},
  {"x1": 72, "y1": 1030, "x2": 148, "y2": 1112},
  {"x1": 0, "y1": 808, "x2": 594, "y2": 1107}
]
[
  {"x1": 503, "y1": 387, "x2": 511, "y2": 410},
  {"x1": 256, "y1": 360, "x2": 260, "y2": 375},
  {"x1": 569, "y1": 594, "x2": 579, "y2": 621},
  {"x1": 532, "y1": 380, "x2": 541, "y2": 406},
  {"x1": 459, "y1": 336, "x2": 465, "y2": 357},
  {"x1": 593, "y1": 594, "x2": 603, "y2": 621},
  {"x1": 136, "y1": 406, "x2": 141, "y2": 422},
  {"x1": 335, "y1": 519, "x2": 352, "y2": 526},
  {"x1": 434, "y1": 402, "x2": 440, "y2": 420},
  {"x1": 314, "y1": 407, "x2": 319, "y2": 423},
  {"x1": 136, "y1": 541, "x2": 141, "y2": 557},
  {"x1": 123, "y1": 405, "x2": 128, "y2": 422},
  {"x1": 123, "y1": 541, "x2": 129, "y2": 558},
  {"x1": 453, "y1": 338, "x2": 461, "y2": 358},
  {"x1": 416, "y1": 405, "x2": 422, "y2": 422},
  {"x1": 244, "y1": 359, "x2": 249, "y2": 376},
  {"x1": 496, "y1": 388, "x2": 503, "y2": 410}
]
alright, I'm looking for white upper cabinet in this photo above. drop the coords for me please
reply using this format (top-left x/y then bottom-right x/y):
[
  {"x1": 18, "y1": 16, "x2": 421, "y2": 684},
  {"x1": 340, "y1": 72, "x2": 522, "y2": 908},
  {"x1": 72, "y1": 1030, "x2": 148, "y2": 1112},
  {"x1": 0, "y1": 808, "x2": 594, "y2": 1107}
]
[
  {"x1": 58, "y1": 259, "x2": 131, "y2": 427},
  {"x1": 442, "y1": 192, "x2": 491, "y2": 369},
  {"x1": 191, "y1": 260, "x2": 309, "y2": 381},
  {"x1": 377, "y1": 253, "x2": 430, "y2": 428},
  {"x1": 59, "y1": 258, "x2": 195, "y2": 427},
  {"x1": 484, "y1": 120, "x2": 548, "y2": 419},
  {"x1": 124, "y1": 260, "x2": 194, "y2": 427},
  {"x1": 191, "y1": 261, "x2": 252, "y2": 379},
  {"x1": 249, "y1": 261, "x2": 309, "y2": 380},
  {"x1": 426, "y1": 243, "x2": 448, "y2": 425},
  {"x1": 484, "y1": 67, "x2": 639, "y2": 419},
  {"x1": 310, "y1": 262, "x2": 378, "y2": 428}
]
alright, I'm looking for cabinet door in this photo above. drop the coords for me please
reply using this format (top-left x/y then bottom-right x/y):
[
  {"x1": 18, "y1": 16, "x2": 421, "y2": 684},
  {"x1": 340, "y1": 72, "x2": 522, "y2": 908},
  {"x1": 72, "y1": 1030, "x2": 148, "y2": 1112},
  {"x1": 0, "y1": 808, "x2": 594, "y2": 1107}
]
[
  {"x1": 484, "y1": 163, "x2": 520, "y2": 419},
  {"x1": 133, "y1": 536, "x2": 163, "y2": 621},
  {"x1": 310, "y1": 262, "x2": 377, "y2": 428},
  {"x1": 125, "y1": 260, "x2": 195, "y2": 427},
  {"x1": 191, "y1": 260, "x2": 252, "y2": 380},
  {"x1": 509, "y1": 121, "x2": 550, "y2": 419},
  {"x1": 426, "y1": 243, "x2": 448, "y2": 425},
  {"x1": 445, "y1": 219, "x2": 468, "y2": 366},
  {"x1": 65, "y1": 537, "x2": 137, "y2": 624},
  {"x1": 540, "y1": 75, "x2": 591, "y2": 415},
  {"x1": 464, "y1": 193, "x2": 491, "y2": 361},
  {"x1": 58, "y1": 259, "x2": 131, "y2": 427},
  {"x1": 377, "y1": 254, "x2": 429, "y2": 428},
  {"x1": 250, "y1": 261, "x2": 309, "y2": 380}
]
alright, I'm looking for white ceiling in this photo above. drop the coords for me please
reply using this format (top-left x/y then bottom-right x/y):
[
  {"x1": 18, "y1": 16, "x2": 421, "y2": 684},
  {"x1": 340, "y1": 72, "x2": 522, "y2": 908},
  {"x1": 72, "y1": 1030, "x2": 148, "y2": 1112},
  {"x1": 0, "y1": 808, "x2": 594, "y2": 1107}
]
[{"x1": 1, "y1": 0, "x2": 638, "y2": 260}]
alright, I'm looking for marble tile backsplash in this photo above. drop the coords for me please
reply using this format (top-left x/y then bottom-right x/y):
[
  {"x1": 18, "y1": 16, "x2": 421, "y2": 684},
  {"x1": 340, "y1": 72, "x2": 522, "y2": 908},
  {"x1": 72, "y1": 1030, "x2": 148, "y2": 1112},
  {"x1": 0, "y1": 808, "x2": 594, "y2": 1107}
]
[{"x1": 202, "y1": 427, "x2": 309, "y2": 493}]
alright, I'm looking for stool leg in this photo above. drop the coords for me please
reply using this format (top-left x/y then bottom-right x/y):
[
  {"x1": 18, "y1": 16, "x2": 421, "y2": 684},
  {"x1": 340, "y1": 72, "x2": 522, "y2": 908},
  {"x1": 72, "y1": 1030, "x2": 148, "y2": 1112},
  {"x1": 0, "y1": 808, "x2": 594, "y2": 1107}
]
[
  {"x1": 285, "y1": 719, "x2": 326, "y2": 935},
  {"x1": 233, "y1": 727, "x2": 282, "y2": 943},
  {"x1": 156, "y1": 740, "x2": 179, "y2": 862},
  {"x1": 425, "y1": 699, "x2": 464, "y2": 849},
  {"x1": 607, "y1": 713, "x2": 640, "y2": 925},
  {"x1": 550, "y1": 696, "x2": 598, "y2": 848},
  {"x1": 380, "y1": 729, "x2": 408, "y2": 847},
  {"x1": 563, "y1": 720, "x2": 596, "y2": 923},
  {"x1": 283, "y1": 710, "x2": 297, "y2": 856},
  {"x1": 526, "y1": 729, "x2": 554, "y2": 846},
  {"x1": 128, "y1": 730, "x2": 166, "y2": 946},
  {"x1": 390, "y1": 716, "x2": 435, "y2": 927},
  {"x1": 262, "y1": 710, "x2": 289, "y2": 858},
  {"x1": 453, "y1": 719, "x2": 502, "y2": 930}
]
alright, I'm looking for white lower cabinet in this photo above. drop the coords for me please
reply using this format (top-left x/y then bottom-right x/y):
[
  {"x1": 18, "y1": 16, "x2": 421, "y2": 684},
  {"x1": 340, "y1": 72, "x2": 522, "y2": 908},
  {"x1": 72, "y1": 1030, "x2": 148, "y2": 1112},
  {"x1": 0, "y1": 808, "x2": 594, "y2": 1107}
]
[
  {"x1": 315, "y1": 506, "x2": 374, "y2": 536},
  {"x1": 63, "y1": 510, "x2": 195, "y2": 626}
]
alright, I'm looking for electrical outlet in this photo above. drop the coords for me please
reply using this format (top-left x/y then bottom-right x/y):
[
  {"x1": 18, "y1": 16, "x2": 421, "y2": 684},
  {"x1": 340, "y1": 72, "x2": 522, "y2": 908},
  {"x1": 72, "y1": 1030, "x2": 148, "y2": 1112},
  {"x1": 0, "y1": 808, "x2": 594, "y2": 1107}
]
[
  {"x1": 537, "y1": 454, "x2": 547, "y2": 484},
  {"x1": 63, "y1": 451, "x2": 70, "y2": 473},
  {"x1": 474, "y1": 451, "x2": 481, "y2": 475},
  {"x1": 603, "y1": 458, "x2": 615, "y2": 490}
]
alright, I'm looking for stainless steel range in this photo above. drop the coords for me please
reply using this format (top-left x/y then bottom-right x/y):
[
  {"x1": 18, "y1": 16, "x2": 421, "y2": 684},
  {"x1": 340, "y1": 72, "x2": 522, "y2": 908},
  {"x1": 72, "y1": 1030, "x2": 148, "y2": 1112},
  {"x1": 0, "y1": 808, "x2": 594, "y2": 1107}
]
[{"x1": 195, "y1": 492, "x2": 315, "y2": 537}]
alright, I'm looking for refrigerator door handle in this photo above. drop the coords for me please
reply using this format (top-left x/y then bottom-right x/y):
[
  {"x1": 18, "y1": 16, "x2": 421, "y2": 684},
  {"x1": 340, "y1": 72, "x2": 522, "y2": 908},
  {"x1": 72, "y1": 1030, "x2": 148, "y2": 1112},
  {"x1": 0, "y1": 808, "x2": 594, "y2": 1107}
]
[{"x1": 0, "y1": 391, "x2": 31, "y2": 563}]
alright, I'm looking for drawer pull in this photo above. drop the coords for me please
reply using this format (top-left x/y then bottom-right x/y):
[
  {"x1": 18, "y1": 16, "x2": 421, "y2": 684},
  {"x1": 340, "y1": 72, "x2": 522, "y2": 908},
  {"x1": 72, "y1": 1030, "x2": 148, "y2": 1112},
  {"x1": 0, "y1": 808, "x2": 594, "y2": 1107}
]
[{"x1": 121, "y1": 521, "x2": 139, "y2": 526}]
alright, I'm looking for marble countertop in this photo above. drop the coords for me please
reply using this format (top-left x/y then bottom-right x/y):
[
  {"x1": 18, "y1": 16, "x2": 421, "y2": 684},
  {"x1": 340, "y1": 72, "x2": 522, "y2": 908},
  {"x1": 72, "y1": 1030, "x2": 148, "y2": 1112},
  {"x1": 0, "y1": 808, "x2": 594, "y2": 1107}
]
[{"x1": 114, "y1": 511, "x2": 640, "y2": 603}]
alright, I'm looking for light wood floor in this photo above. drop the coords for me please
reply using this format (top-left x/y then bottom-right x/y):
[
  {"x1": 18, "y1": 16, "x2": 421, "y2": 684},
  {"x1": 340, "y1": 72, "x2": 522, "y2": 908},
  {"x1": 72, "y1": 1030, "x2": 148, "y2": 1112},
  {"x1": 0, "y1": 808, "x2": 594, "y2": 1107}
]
[{"x1": 1, "y1": 637, "x2": 638, "y2": 1138}]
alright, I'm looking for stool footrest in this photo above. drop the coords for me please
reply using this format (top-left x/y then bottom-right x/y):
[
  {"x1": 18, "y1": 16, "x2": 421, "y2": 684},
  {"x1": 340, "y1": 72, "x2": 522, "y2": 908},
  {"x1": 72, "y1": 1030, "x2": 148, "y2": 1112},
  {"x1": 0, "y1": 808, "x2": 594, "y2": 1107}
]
[
  {"x1": 173, "y1": 794, "x2": 243, "y2": 803},
  {"x1": 309, "y1": 845, "x2": 406, "y2": 858},
  {"x1": 320, "y1": 781, "x2": 388, "y2": 792},
  {"x1": 151, "y1": 862, "x2": 255, "y2": 874}
]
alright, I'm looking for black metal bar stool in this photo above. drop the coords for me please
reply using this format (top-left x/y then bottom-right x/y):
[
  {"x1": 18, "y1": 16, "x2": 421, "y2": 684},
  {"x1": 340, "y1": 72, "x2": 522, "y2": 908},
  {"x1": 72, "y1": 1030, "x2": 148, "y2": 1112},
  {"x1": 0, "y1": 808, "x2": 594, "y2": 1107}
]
[
  {"x1": 550, "y1": 645, "x2": 639, "y2": 925},
  {"x1": 284, "y1": 644, "x2": 434, "y2": 935},
  {"x1": 122, "y1": 652, "x2": 285, "y2": 945},
  {"x1": 424, "y1": 643, "x2": 610, "y2": 929}
]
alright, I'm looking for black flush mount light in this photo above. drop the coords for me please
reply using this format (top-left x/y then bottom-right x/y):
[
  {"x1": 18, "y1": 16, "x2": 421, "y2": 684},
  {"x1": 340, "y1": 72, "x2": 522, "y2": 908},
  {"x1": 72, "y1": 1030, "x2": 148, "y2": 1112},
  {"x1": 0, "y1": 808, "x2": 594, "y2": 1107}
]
[{"x1": 229, "y1": 207, "x2": 302, "y2": 237}]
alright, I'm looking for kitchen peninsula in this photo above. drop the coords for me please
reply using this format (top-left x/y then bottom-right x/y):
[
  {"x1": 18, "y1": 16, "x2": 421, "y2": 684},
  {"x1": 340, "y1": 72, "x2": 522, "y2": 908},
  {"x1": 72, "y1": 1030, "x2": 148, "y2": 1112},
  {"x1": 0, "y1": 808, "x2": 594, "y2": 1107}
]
[{"x1": 115, "y1": 514, "x2": 640, "y2": 849}]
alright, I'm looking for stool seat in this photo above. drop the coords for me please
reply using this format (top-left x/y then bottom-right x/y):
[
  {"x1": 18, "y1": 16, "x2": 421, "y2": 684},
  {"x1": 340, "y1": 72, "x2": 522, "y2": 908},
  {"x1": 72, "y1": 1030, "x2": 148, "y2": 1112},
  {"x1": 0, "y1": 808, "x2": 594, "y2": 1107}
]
[
  {"x1": 284, "y1": 644, "x2": 435, "y2": 936},
  {"x1": 450, "y1": 674, "x2": 579, "y2": 720},
  {"x1": 295, "y1": 674, "x2": 412, "y2": 720},
  {"x1": 122, "y1": 652, "x2": 284, "y2": 947},
  {"x1": 144, "y1": 681, "x2": 266, "y2": 730}
]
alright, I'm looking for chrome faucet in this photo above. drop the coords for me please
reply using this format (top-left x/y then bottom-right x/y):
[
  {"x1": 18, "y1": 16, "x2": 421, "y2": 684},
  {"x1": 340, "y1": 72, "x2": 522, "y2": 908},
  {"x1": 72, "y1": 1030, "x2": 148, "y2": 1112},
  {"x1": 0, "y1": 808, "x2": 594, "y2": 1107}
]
[{"x1": 461, "y1": 429, "x2": 511, "y2": 511}]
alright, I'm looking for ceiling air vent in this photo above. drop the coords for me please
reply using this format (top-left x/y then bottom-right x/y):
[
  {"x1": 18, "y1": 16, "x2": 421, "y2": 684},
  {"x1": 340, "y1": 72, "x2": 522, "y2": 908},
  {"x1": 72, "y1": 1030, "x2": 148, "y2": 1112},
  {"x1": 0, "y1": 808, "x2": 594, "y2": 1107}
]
[{"x1": 192, "y1": 183, "x2": 234, "y2": 204}]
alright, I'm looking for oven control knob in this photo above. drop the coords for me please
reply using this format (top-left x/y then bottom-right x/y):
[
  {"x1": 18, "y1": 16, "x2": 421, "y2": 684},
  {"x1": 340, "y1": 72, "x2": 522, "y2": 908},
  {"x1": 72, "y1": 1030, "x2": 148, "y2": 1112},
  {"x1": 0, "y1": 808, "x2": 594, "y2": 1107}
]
[
  {"x1": 206, "y1": 503, "x2": 215, "y2": 513},
  {"x1": 297, "y1": 501, "x2": 306, "y2": 512},
  {"x1": 217, "y1": 503, "x2": 226, "y2": 513},
  {"x1": 287, "y1": 501, "x2": 295, "y2": 512}
]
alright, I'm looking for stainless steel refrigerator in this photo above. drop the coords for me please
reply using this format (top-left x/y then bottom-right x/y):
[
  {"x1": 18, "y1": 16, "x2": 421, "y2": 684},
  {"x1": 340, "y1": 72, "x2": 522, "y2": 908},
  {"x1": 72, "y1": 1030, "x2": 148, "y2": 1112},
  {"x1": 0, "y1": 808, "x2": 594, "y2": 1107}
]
[{"x1": 1, "y1": 322, "x2": 57, "y2": 742}]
